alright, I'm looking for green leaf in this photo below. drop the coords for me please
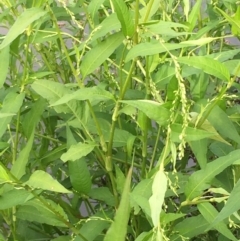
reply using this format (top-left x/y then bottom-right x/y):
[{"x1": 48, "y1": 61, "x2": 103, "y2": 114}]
[
  {"x1": 140, "y1": 0, "x2": 161, "y2": 22},
  {"x1": 198, "y1": 203, "x2": 237, "y2": 241},
  {"x1": 160, "y1": 212, "x2": 185, "y2": 225},
  {"x1": 0, "y1": 46, "x2": 9, "y2": 88},
  {"x1": 216, "y1": 7, "x2": 240, "y2": 36},
  {"x1": 0, "y1": 188, "x2": 34, "y2": 210},
  {"x1": 66, "y1": 126, "x2": 92, "y2": 195},
  {"x1": 69, "y1": 158, "x2": 91, "y2": 195},
  {"x1": 120, "y1": 100, "x2": 170, "y2": 126},
  {"x1": 171, "y1": 215, "x2": 209, "y2": 241},
  {"x1": 209, "y1": 142, "x2": 234, "y2": 157},
  {"x1": 0, "y1": 8, "x2": 47, "y2": 50},
  {"x1": 31, "y1": 79, "x2": 71, "y2": 113},
  {"x1": 88, "y1": 187, "x2": 115, "y2": 206},
  {"x1": 87, "y1": 0, "x2": 106, "y2": 23},
  {"x1": 188, "y1": 0, "x2": 202, "y2": 31},
  {"x1": 130, "y1": 179, "x2": 152, "y2": 216},
  {"x1": 104, "y1": 168, "x2": 132, "y2": 241},
  {"x1": 16, "y1": 199, "x2": 68, "y2": 227},
  {"x1": 190, "y1": 72, "x2": 209, "y2": 100},
  {"x1": 75, "y1": 212, "x2": 111, "y2": 241},
  {"x1": 223, "y1": 59, "x2": 240, "y2": 77},
  {"x1": 61, "y1": 142, "x2": 96, "y2": 162},
  {"x1": 184, "y1": 150, "x2": 240, "y2": 201},
  {"x1": 0, "y1": 165, "x2": 12, "y2": 184},
  {"x1": 111, "y1": 0, "x2": 134, "y2": 37},
  {"x1": 11, "y1": 131, "x2": 34, "y2": 179},
  {"x1": 51, "y1": 86, "x2": 115, "y2": 107},
  {"x1": 207, "y1": 105, "x2": 240, "y2": 144},
  {"x1": 0, "y1": 92, "x2": 25, "y2": 139},
  {"x1": 170, "y1": 123, "x2": 219, "y2": 142},
  {"x1": 22, "y1": 98, "x2": 46, "y2": 138},
  {"x1": 189, "y1": 139, "x2": 208, "y2": 169},
  {"x1": 177, "y1": 56, "x2": 230, "y2": 82},
  {"x1": 115, "y1": 164, "x2": 126, "y2": 194},
  {"x1": 80, "y1": 32, "x2": 124, "y2": 78},
  {"x1": 25, "y1": 170, "x2": 72, "y2": 193},
  {"x1": 212, "y1": 178, "x2": 240, "y2": 226},
  {"x1": 126, "y1": 42, "x2": 191, "y2": 62},
  {"x1": 149, "y1": 170, "x2": 168, "y2": 227}
]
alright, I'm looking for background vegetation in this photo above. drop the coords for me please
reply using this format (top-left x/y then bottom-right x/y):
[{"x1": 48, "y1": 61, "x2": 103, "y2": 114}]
[{"x1": 0, "y1": 0, "x2": 240, "y2": 240}]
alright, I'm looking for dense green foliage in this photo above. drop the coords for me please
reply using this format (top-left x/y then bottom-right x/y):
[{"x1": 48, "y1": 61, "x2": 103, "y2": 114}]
[{"x1": 0, "y1": 0, "x2": 240, "y2": 240}]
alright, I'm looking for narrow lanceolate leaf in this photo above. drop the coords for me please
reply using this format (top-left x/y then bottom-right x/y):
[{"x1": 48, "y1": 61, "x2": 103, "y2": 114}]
[
  {"x1": 11, "y1": 131, "x2": 34, "y2": 179},
  {"x1": 177, "y1": 56, "x2": 230, "y2": 82},
  {"x1": 184, "y1": 150, "x2": 240, "y2": 201},
  {"x1": 0, "y1": 92, "x2": 25, "y2": 139},
  {"x1": 61, "y1": 142, "x2": 96, "y2": 162},
  {"x1": 140, "y1": 0, "x2": 161, "y2": 22},
  {"x1": 171, "y1": 215, "x2": 209, "y2": 241},
  {"x1": 149, "y1": 170, "x2": 168, "y2": 227},
  {"x1": 51, "y1": 86, "x2": 115, "y2": 107},
  {"x1": 66, "y1": 126, "x2": 92, "y2": 195},
  {"x1": 22, "y1": 98, "x2": 46, "y2": 139},
  {"x1": 87, "y1": 0, "x2": 106, "y2": 20},
  {"x1": 69, "y1": 158, "x2": 92, "y2": 195},
  {"x1": 216, "y1": 7, "x2": 240, "y2": 36},
  {"x1": 25, "y1": 170, "x2": 72, "y2": 193},
  {"x1": 212, "y1": 178, "x2": 240, "y2": 226},
  {"x1": 111, "y1": 0, "x2": 134, "y2": 37},
  {"x1": 125, "y1": 40, "x2": 210, "y2": 62},
  {"x1": 16, "y1": 199, "x2": 68, "y2": 227},
  {"x1": 0, "y1": 8, "x2": 47, "y2": 50},
  {"x1": 198, "y1": 203, "x2": 237, "y2": 241},
  {"x1": 120, "y1": 100, "x2": 170, "y2": 126},
  {"x1": 0, "y1": 46, "x2": 9, "y2": 88},
  {"x1": 31, "y1": 79, "x2": 71, "y2": 113},
  {"x1": 0, "y1": 165, "x2": 12, "y2": 184},
  {"x1": 0, "y1": 189, "x2": 34, "y2": 210},
  {"x1": 80, "y1": 32, "x2": 124, "y2": 78},
  {"x1": 104, "y1": 168, "x2": 132, "y2": 241},
  {"x1": 188, "y1": 0, "x2": 202, "y2": 31}
]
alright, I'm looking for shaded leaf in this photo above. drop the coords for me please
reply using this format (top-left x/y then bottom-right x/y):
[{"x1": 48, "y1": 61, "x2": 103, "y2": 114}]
[
  {"x1": 69, "y1": 158, "x2": 91, "y2": 195},
  {"x1": 22, "y1": 98, "x2": 46, "y2": 138},
  {"x1": 184, "y1": 149, "x2": 240, "y2": 201},
  {"x1": 0, "y1": 188, "x2": 34, "y2": 210},
  {"x1": 11, "y1": 131, "x2": 34, "y2": 179},
  {"x1": 88, "y1": 187, "x2": 115, "y2": 206},
  {"x1": 198, "y1": 203, "x2": 237, "y2": 241},
  {"x1": 75, "y1": 212, "x2": 111, "y2": 241},
  {"x1": 104, "y1": 168, "x2": 132, "y2": 241},
  {"x1": 189, "y1": 139, "x2": 208, "y2": 169},
  {"x1": 16, "y1": 199, "x2": 68, "y2": 227},
  {"x1": 66, "y1": 126, "x2": 92, "y2": 195},
  {"x1": 171, "y1": 215, "x2": 210, "y2": 241},
  {"x1": 212, "y1": 178, "x2": 240, "y2": 226},
  {"x1": 111, "y1": 0, "x2": 134, "y2": 37},
  {"x1": 80, "y1": 32, "x2": 124, "y2": 78}
]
